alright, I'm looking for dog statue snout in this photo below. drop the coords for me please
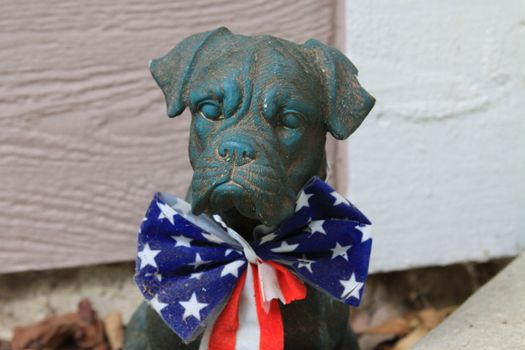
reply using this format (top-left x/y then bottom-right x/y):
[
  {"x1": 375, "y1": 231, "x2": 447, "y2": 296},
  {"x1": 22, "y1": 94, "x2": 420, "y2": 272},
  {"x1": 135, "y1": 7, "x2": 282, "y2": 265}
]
[{"x1": 218, "y1": 140, "x2": 256, "y2": 166}]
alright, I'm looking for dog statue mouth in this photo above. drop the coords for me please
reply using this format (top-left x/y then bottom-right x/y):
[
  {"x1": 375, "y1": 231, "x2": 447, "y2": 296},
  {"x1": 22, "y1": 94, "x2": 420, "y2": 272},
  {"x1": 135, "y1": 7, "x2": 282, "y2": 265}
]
[
  {"x1": 190, "y1": 170, "x2": 296, "y2": 228},
  {"x1": 208, "y1": 180, "x2": 257, "y2": 219}
]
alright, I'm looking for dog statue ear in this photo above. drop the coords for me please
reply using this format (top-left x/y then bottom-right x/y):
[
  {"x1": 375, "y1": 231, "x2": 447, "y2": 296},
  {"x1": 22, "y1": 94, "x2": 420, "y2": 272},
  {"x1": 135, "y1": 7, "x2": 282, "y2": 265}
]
[
  {"x1": 304, "y1": 39, "x2": 375, "y2": 140},
  {"x1": 149, "y1": 27, "x2": 233, "y2": 117}
]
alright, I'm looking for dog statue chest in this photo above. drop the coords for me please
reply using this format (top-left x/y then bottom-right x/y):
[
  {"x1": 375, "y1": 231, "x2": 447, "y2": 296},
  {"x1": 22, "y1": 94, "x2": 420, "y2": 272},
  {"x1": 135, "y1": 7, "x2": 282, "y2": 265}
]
[{"x1": 124, "y1": 27, "x2": 374, "y2": 350}]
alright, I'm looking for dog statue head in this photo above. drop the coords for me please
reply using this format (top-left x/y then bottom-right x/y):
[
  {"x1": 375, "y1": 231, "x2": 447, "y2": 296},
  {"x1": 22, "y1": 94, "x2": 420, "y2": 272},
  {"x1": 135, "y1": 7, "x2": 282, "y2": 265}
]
[{"x1": 150, "y1": 27, "x2": 374, "y2": 235}]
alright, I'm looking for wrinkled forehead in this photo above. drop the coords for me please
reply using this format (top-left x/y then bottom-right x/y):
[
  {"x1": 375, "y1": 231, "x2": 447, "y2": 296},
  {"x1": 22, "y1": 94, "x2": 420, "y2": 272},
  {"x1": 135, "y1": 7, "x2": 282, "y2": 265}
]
[{"x1": 188, "y1": 39, "x2": 324, "y2": 110}]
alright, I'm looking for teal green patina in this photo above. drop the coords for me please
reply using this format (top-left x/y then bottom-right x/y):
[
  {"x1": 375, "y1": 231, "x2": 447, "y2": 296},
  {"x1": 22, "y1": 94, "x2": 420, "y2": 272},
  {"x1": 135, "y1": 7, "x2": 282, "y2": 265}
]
[{"x1": 125, "y1": 27, "x2": 374, "y2": 350}]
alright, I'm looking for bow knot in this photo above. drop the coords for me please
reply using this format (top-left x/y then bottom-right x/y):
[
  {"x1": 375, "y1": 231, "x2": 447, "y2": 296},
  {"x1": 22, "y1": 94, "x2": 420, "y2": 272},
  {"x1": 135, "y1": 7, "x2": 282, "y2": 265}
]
[{"x1": 211, "y1": 214, "x2": 261, "y2": 264}]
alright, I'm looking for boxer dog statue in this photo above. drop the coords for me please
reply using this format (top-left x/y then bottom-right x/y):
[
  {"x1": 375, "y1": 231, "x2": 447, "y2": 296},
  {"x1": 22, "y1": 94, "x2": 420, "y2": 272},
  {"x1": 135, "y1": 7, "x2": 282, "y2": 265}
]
[{"x1": 124, "y1": 27, "x2": 375, "y2": 350}]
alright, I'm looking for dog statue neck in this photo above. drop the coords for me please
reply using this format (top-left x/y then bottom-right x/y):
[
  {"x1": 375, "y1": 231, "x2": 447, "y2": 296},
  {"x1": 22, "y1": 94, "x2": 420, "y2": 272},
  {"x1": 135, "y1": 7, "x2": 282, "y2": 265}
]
[{"x1": 220, "y1": 207, "x2": 265, "y2": 240}]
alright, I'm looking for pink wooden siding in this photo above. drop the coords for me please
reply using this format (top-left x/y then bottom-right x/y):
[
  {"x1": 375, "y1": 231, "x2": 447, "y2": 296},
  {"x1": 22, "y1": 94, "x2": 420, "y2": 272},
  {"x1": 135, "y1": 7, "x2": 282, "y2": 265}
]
[{"x1": 0, "y1": 0, "x2": 344, "y2": 273}]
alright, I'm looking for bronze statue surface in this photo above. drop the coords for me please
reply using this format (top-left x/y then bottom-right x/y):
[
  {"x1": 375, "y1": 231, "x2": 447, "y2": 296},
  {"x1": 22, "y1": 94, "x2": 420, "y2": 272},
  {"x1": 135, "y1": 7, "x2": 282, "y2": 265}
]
[{"x1": 125, "y1": 27, "x2": 374, "y2": 350}]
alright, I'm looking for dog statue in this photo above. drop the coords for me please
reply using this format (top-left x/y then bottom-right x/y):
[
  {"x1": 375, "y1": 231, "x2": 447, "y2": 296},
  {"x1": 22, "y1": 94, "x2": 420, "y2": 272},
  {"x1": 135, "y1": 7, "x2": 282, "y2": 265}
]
[{"x1": 124, "y1": 27, "x2": 374, "y2": 350}]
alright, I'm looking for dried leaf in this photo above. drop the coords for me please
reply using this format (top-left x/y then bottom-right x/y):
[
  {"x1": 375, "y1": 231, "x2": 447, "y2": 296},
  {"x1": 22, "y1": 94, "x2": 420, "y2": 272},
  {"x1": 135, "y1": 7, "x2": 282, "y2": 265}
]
[
  {"x1": 103, "y1": 313, "x2": 123, "y2": 350},
  {"x1": 365, "y1": 306, "x2": 458, "y2": 350},
  {"x1": 11, "y1": 299, "x2": 107, "y2": 350},
  {"x1": 0, "y1": 340, "x2": 12, "y2": 350},
  {"x1": 416, "y1": 306, "x2": 456, "y2": 330},
  {"x1": 365, "y1": 317, "x2": 411, "y2": 336},
  {"x1": 392, "y1": 326, "x2": 428, "y2": 350}
]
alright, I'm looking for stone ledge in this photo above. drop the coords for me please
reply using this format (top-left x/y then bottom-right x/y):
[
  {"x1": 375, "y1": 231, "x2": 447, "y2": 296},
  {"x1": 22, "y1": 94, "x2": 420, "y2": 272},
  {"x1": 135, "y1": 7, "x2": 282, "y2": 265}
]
[{"x1": 413, "y1": 254, "x2": 525, "y2": 349}]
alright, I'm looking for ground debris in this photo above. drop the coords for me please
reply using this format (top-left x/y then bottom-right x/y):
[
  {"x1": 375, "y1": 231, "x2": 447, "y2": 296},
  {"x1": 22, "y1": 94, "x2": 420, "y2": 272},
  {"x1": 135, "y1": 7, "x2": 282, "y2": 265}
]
[
  {"x1": 352, "y1": 306, "x2": 457, "y2": 350},
  {"x1": 0, "y1": 339, "x2": 12, "y2": 350},
  {"x1": 102, "y1": 313, "x2": 123, "y2": 350},
  {"x1": 10, "y1": 299, "x2": 122, "y2": 350}
]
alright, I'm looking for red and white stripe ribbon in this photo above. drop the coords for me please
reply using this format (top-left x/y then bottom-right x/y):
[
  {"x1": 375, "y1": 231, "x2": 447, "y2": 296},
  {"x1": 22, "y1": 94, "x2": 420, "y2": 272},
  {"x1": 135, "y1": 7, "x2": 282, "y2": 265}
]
[
  {"x1": 199, "y1": 261, "x2": 306, "y2": 350},
  {"x1": 198, "y1": 218, "x2": 306, "y2": 350}
]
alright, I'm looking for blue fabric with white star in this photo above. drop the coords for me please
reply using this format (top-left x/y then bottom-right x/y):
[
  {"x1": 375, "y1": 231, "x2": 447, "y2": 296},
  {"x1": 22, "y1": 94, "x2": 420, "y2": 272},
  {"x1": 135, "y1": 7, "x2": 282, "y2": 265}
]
[{"x1": 135, "y1": 177, "x2": 372, "y2": 342}]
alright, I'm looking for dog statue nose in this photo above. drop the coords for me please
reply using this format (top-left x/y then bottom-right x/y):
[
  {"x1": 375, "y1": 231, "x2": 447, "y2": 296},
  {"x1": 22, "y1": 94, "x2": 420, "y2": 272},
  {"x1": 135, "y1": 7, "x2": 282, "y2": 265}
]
[{"x1": 218, "y1": 140, "x2": 256, "y2": 166}]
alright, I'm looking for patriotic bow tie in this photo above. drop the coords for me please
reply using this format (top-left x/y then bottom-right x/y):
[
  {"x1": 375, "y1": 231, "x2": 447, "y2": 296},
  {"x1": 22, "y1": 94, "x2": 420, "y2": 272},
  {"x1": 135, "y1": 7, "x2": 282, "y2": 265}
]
[{"x1": 135, "y1": 177, "x2": 372, "y2": 350}]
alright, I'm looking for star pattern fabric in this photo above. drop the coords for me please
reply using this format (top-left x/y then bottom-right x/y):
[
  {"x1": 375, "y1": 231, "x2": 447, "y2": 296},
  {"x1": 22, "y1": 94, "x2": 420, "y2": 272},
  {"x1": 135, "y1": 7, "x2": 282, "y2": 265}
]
[
  {"x1": 134, "y1": 177, "x2": 372, "y2": 343},
  {"x1": 179, "y1": 292, "x2": 208, "y2": 321},
  {"x1": 137, "y1": 243, "x2": 161, "y2": 269},
  {"x1": 339, "y1": 273, "x2": 364, "y2": 301}
]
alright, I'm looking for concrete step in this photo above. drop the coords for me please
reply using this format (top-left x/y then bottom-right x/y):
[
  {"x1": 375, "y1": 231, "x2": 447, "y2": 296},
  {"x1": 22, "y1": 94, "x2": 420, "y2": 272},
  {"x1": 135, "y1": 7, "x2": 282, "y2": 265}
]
[{"x1": 413, "y1": 254, "x2": 525, "y2": 349}]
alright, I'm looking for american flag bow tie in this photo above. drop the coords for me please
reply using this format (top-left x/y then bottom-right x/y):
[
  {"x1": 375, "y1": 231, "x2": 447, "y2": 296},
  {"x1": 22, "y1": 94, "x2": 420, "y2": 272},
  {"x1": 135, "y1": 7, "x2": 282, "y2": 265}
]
[{"x1": 135, "y1": 177, "x2": 372, "y2": 350}]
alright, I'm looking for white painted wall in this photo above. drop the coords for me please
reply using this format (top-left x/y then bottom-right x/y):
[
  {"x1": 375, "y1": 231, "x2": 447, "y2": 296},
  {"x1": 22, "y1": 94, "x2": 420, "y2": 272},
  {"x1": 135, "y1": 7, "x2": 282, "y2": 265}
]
[{"x1": 345, "y1": 0, "x2": 525, "y2": 272}]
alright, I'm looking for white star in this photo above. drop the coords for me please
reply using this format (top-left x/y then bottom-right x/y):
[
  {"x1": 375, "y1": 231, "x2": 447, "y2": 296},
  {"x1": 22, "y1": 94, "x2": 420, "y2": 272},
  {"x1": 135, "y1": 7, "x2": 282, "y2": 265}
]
[
  {"x1": 296, "y1": 255, "x2": 314, "y2": 273},
  {"x1": 330, "y1": 191, "x2": 349, "y2": 206},
  {"x1": 270, "y1": 241, "x2": 299, "y2": 253},
  {"x1": 149, "y1": 294, "x2": 168, "y2": 314},
  {"x1": 356, "y1": 224, "x2": 372, "y2": 243},
  {"x1": 220, "y1": 260, "x2": 245, "y2": 278},
  {"x1": 157, "y1": 201, "x2": 178, "y2": 225},
  {"x1": 340, "y1": 273, "x2": 364, "y2": 301},
  {"x1": 171, "y1": 235, "x2": 192, "y2": 248},
  {"x1": 179, "y1": 292, "x2": 208, "y2": 321},
  {"x1": 190, "y1": 272, "x2": 204, "y2": 280},
  {"x1": 330, "y1": 242, "x2": 352, "y2": 261},
  {"x1": 308, "y1": 220, "x2": 326, "y2": 236},
  {"x1": 259, "y1": 232, "x2": 277, "y2": 245},
  {"x1": 295, "y1": 191, "x2": 314, "y2": 212},
  {"x1": 200, "y1": 231, "x2": 224, "y2": 244},
  {"x1": 138, "y1": 243, "x2": 161, "y2": 269},
  {"x1": 142, "y1": 217, "x2": 148, "y2": 222},
  {"x1": 188, "y1": 253, "x2": 211, "y2": 269}
]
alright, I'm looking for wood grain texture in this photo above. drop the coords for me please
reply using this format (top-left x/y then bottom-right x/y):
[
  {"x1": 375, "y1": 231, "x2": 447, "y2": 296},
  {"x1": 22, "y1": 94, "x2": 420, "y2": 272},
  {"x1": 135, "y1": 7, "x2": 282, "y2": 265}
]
[{"x1": 0, "y1": 0, "x2": 340, "y2": 273}]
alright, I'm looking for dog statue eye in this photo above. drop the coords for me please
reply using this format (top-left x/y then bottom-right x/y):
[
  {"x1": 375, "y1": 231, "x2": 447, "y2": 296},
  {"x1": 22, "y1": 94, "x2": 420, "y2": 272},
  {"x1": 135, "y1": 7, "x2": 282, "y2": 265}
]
[
  {"x1": 281, "y1": 111, "x2": 302, "y2": 129},
  {"x1": 198, "y1": 101, "x2": 222, "y2": 120}
]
